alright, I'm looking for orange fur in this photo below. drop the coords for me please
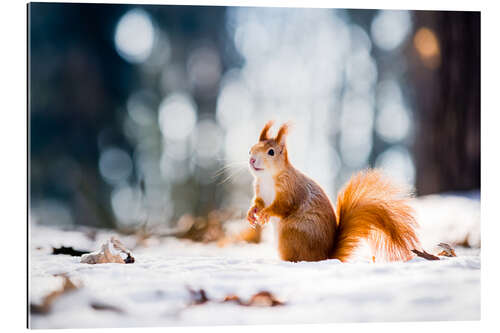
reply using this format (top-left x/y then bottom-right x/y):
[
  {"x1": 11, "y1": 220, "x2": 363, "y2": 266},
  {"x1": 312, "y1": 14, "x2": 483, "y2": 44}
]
[
  {"x1": 333, "y1": 170, "x2": 420, "y2": 262},
  {"x1": 259, "y1": 120, "x2": 275, "y2": 141},
  {"x1": 275, "y1": 122, "x2": 291, "y2": 144},
  {"x1": 247, "y1": 121, "x2": 420, "y2": 262}
]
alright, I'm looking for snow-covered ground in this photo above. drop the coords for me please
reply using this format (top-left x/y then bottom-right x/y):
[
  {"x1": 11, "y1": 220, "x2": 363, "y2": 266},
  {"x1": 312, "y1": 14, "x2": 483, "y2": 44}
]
[{"x1": 29, "y1": 193, "x2": 480, "y2": 328}]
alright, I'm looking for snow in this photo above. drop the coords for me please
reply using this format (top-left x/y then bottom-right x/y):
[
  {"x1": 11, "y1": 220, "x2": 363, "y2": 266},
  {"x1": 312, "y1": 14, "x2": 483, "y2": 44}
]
[{"x1": 29, "y1": 193, "x2": 480, "y2": 328}]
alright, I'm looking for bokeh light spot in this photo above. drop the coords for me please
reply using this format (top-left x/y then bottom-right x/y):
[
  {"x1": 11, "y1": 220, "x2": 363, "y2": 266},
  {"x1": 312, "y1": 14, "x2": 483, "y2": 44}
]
[
  {"x1": 111, "y1": 186, "x2": 144, "y2": 226},
  {"x1": 158, "y1": 93, "x2": 197, "y2": 141},
  {"x1": 216, "y1": 76, "x2": 253, "y2": 130},
  {"x1": 114, "y1": 9, "x2": 155, "y2": 63},
  {"x1": 127, "y1": 90, "x2": 157, "y2": 127},
  {"x1": 187, "y1": 46, "x2": 221, "y2": 93},
  {"x1": 375, "y1": 146, "x2": 415, "y2": 186},
  {"x1": 376, "y1": 102, "x2": 410, "y2": 143},
  {"x1": 371, "y1": 10, "x2": 412, "y2": 51},
  {"x1": 194, "y1": 119, "x2": 224, "y2": 165},
  {"x1": 414, "y1": 27, "x2": 441, "y2": 68},
  {"x1": 99, "y1": 147, "x2": 133, "y2": 185}
]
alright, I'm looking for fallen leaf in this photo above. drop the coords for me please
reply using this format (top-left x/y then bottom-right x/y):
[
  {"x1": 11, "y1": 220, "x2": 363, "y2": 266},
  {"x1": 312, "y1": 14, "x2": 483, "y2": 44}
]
[
  {"x1": 187, "y1": 288, "x2": 209, "y2": 305},
  {"x1": 179, "y1": 212, "x2": 226, "y2": 243},
  {"x1": 222, "y1": 294, "x2": 244, "y2": 305},
  {"x1": 178, "y1": 209, "x2": 239, "y2": 243},
  {"x1": 30, "y1": 274, "x2": 80, "y2": 315},
  {"x1": 247, "y1": 291, "x2": 284, "y2": 307},
  {"x1": 189, "y1": 288, "x2": 284, "y2": 307},
  {"x1": 436, "y1": 243, "x2": 457, "y2": 257},
  {"x1": 80, "y1": 237, "x2": 135, "y2": 264}
]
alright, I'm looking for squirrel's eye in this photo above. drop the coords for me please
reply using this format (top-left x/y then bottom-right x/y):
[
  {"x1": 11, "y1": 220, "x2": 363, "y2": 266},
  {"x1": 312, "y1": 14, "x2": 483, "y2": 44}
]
[{"x1": 267, "y1": 149, "x2": 275, "y2": 156}]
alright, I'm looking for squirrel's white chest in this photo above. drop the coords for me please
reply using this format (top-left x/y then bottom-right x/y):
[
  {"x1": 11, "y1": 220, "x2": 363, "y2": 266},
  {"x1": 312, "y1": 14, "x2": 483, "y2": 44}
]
[
  {"x1": 256, "y1": 174, "x2": 276, "y2": 207},
  {"x1": 255, "y1": 174, "x2": 281, "y2": 247}
]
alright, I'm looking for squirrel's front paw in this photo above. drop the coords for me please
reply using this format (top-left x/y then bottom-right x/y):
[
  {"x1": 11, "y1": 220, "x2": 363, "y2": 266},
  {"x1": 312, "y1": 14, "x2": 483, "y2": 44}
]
[
  {"x1": 257, "y1": 210, "x2": 271, "y2": 225},
  {"x1": 246, "y1": 206, "x2": 259, "y2": 227}
]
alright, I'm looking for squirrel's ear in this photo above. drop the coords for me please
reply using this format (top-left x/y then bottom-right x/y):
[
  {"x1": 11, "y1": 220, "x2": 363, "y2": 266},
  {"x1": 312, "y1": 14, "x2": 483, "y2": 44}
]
[
  {"x1": 276, "y1": 122, "x2": 291, "y2": 144},
  {"x1": 259, "y1": 120, "x2": 274, "y2": 141}
]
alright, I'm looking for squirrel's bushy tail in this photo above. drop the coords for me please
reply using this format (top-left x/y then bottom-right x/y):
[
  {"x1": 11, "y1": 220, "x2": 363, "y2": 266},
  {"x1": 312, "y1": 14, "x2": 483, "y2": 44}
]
[{"x1": 331, "y1": 169, "x2": 420, "y2": 262}]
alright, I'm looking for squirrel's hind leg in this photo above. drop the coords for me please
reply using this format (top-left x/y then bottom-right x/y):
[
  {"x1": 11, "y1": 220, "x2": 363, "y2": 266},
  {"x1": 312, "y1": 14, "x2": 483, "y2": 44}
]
[{"x1": 278, "y1": 225, "x2": 330, "y2": 262}]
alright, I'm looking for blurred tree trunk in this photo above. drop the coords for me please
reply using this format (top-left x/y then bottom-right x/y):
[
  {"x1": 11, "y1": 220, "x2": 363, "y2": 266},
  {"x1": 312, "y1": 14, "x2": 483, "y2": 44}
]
[{"x1": 409, "y1": 11, "x2": 480, "y2": 195}]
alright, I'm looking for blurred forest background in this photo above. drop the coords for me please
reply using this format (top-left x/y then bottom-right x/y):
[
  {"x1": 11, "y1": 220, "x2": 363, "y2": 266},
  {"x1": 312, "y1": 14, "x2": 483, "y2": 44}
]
[{"x1": 28, "y1": 3, "x2": 480, "y2": 231}]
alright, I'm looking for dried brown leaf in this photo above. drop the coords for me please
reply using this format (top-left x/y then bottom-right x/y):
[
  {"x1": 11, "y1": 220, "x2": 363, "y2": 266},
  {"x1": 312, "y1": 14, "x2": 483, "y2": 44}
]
[
  {"x1": 178, "y1": 210, "x2": 228, "y2": 243},
  {"x1": 436, "y1": 242, "x2": 457, "y2": 257},
  {"x1": 222, "y1": 294, "x2": 244, "y2": 305},
  {"x1": 30, "y1": 274, "x2": 80, "y2": 315},
  {"x1": 80, "y1": 237, "x2": 134, "y2": 264},
  {"x1": 247, "y1": 291, "x2": 284, "y2": 307},
  {"x1": 188, "y1": 288, "x2": 284, "y2": 307},
  {"x1": 187, "y1": 288, "x2": 209, "y2": 305}
]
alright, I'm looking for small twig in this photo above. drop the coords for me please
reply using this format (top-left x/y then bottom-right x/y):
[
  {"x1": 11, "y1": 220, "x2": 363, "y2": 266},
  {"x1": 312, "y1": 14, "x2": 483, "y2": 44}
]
[
  {"x1": 412, "y1": 249, "x2": 440, "y2": 261},
  {"x1": 90, "y1": 302, "x2": 124, "y2": 313}
]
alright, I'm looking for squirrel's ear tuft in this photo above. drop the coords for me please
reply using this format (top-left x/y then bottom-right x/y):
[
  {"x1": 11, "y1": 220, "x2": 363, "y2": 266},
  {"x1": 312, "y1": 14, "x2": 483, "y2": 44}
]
[
  {"x1": 276, "y1": 122, "x2": 291, "y2": 144},
  {"x1": 259, "y1": 120, "x2": 275, "y2": 141}
]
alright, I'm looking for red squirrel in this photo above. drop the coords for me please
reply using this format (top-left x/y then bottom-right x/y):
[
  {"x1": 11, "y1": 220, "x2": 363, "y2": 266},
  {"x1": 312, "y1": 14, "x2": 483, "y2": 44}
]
[{"x1": 247, "y1": 121, "x2": 420, "y2": 262}]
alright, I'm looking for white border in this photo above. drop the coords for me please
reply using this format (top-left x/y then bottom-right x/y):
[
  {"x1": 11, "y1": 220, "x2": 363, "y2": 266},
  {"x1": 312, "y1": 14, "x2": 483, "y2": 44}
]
[{"x1": 1, "y1": 0, "x2": 498, "y2": 332}]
